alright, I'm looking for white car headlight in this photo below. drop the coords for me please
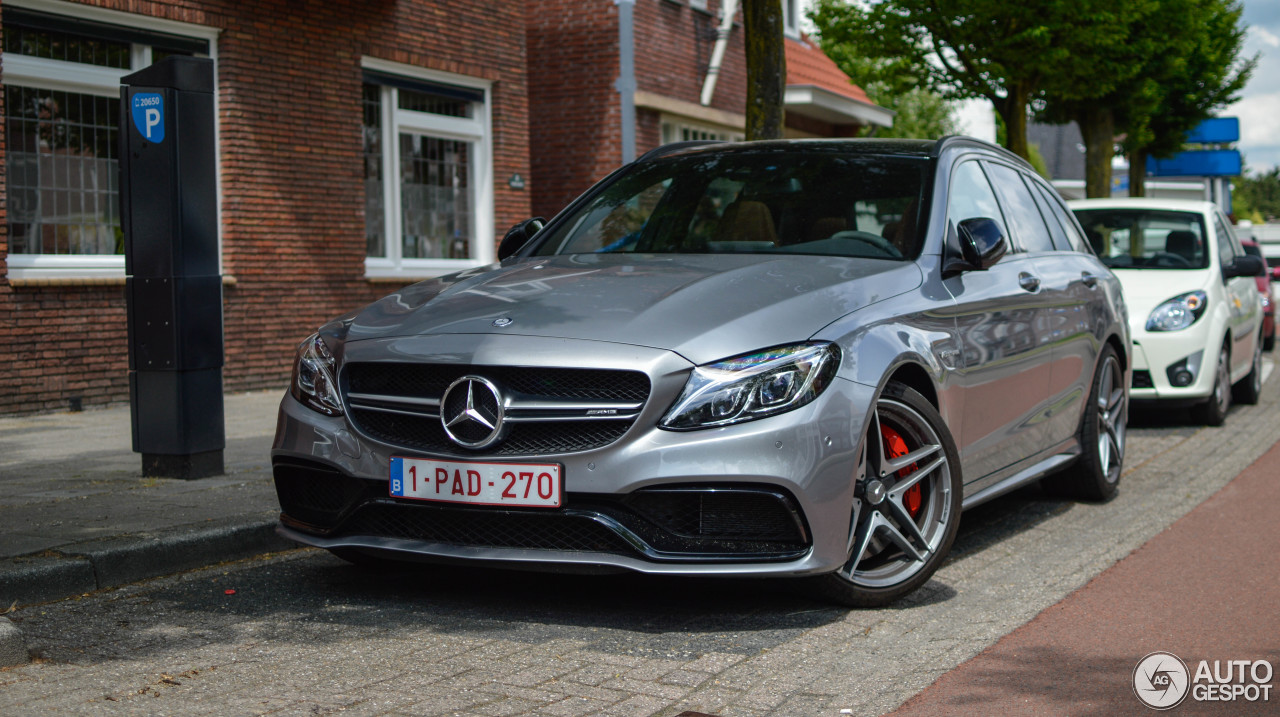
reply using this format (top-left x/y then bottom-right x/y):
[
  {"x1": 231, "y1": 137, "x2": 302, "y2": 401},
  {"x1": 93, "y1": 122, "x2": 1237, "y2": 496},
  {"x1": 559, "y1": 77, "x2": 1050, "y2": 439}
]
[
  {"x1": 290, "y1": 333, "x2": 343, "y2": 416},
  {"x1": 1146, "y1": 291, "x2": 1207, "y2": 332},
  {"x1": 661, "y1": 343, "x2": 840, "y2": 430}
]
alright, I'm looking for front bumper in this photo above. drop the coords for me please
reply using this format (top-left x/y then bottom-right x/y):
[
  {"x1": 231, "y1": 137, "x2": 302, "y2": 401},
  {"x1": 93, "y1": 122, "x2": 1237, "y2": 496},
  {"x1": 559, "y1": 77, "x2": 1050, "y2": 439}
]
[
  {"x1": 271, "y1": 336, "x2": 873, "y2": 577},
  {"x1": 1129, "y1": 321, "x2": 1218, "y2": 401}
]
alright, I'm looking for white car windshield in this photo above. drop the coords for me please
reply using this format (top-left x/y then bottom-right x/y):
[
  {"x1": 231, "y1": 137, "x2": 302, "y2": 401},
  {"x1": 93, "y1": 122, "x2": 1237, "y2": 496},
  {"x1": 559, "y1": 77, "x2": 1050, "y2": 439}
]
[{"x1": 1073, "y1": 208, "x2": 1210, "y2": 270}]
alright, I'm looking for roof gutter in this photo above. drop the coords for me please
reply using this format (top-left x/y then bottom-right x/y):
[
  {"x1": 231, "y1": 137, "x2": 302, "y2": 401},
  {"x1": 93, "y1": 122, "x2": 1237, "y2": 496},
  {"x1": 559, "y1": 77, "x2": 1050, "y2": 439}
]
[{"x1": 699, "y1": 0, "x2": 738, "y2": 106}]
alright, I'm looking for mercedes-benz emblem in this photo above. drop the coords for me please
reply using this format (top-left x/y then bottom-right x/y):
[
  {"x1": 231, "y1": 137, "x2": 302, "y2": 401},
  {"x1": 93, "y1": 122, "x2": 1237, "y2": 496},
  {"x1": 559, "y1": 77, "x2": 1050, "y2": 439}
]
[
  {"x1": 492, "y1": 317, "x2": 513, "y2": 327},
  {"x1": 440, "y1": 376, "x2": 506, "y2": 449}
]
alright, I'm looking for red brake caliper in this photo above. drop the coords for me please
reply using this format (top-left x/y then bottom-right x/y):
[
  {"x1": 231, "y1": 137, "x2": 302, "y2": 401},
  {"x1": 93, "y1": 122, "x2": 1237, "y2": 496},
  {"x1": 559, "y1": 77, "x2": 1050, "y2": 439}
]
[{"x1": 880, "y1": 425, "x2": 922, "y2": 518}]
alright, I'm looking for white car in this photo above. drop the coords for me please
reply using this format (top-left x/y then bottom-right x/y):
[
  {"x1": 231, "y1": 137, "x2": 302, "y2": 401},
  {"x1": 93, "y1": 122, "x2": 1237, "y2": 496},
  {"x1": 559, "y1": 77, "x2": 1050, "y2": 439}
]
[{"x1": 1069, "y1": 198, "x2": 1265, "y2": 424}]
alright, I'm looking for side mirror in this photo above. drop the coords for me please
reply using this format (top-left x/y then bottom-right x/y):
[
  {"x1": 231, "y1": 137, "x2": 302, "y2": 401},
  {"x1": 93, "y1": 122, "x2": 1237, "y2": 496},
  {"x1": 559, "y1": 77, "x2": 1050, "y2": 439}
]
[
  {"x1": 498, "y1": 217, "x2": 546, "y2": 260},
  {"x1": 1225, "y1": 254, "x2": 1265, "y2": 279},
  {"x1": 947, "y1": 215, "x2": 1003, "y2": 271}
]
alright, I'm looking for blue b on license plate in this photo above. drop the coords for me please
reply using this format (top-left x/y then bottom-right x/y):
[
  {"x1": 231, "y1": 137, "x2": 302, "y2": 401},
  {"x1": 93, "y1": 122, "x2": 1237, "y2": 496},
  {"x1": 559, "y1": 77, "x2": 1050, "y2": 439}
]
[{"x1": 389, "y1": 457, "x2": 562, "y2": 508}]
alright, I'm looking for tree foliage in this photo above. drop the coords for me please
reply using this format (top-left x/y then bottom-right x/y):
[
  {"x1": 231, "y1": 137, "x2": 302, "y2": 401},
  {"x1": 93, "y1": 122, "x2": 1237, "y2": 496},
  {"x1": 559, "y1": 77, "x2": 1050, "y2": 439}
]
[
  {"x1": 1235, "y1": 167, "x2": 1280, "y2": 222},
  {"x1": 805, "y1": 0, "x2": 1146, "y2": 161},
  {"x1": 810, "y1": 3, "x2": 957, "y2": 139}
]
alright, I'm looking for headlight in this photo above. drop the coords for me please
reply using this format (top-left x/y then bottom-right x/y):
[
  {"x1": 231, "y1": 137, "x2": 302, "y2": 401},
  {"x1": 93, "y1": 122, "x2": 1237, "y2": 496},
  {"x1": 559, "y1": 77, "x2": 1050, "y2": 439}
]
[
  {"x1": 660, "y1": 343, "x2": 840, "y2": 430},
  {"x1": 1146, "y1": 291, "x2": 1207, "y2": 332},
  {"x1": 290, "y1": 333, "x2": 343, "y2": 416}
]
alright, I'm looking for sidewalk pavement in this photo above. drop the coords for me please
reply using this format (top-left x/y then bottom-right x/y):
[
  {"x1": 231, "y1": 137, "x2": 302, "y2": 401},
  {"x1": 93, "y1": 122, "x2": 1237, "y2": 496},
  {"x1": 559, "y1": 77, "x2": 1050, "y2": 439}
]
[{"x1": 0, "y1": 390, "x2": 291, "y2": 613}]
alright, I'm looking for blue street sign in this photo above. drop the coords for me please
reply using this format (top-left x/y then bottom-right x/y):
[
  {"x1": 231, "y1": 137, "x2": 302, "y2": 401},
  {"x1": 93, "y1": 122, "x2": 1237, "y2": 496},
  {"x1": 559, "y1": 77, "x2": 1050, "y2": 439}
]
[
  {"x1": 1185, "y1": 117, "x2": 1239, "y2": 144},
  {"x1": 1146, "y1": 149, "x2": 1242, "y2": 177},
  {"x1": 131, "y1": 92, "x2": 165, "y2": 143}
]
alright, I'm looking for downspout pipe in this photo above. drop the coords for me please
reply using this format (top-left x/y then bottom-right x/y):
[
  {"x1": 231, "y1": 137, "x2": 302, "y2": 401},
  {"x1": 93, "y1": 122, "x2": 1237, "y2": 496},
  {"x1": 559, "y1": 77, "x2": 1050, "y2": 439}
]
[
  {"x1": 700, "y1": 0, "x2": 738, "y2": 106},
  {"x1": 615, "y1": 0, "x2": 637, "y2": 164}
]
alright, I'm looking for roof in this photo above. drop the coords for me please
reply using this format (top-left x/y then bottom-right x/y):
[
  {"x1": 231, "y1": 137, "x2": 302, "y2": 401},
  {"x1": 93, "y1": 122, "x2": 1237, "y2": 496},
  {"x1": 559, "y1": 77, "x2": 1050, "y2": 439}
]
[{"x1": 784, "y1": 35, "x2": 893, "y2": 129}]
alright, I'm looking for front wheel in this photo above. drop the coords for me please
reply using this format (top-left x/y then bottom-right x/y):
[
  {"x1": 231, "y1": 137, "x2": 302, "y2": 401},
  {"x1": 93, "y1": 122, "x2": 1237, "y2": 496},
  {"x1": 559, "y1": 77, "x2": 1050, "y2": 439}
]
[
  {"x1": 1192, "y1": 346, "x2": 1231, "y2": 426},
  {"x1": 805, "y1": 382, "x2": 962, "y2": 608},
  {"x1": 1043, "y1": 345, "x2": 1125, "y2": 501}
]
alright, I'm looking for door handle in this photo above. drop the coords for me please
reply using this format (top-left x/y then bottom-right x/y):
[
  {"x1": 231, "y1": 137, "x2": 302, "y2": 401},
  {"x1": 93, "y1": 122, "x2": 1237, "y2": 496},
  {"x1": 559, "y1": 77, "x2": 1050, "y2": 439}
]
[
  {"x1": 1018, "y1": 272, "x2": 1041, "y2": 292},
  {"x1": 1081, "y1": 272, "x2": 1099, "y2": 288}
]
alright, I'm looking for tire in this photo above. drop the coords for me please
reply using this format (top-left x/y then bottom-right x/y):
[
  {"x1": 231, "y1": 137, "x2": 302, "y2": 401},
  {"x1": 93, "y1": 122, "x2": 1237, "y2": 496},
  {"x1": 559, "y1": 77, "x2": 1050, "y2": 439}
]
[
  {"x1": 1042, "y1": 345, "x2": 1125, "y2": 501},
  {"x1": 1233, "y1": 333, "x2": 1264, "y2": 406},
  {"x1": 805, "y1": 382, "x2": 962, "y2": 608},
  {"x1": 1264, "y1": 332, "x2": 1275, "y2": 353},
  {"x1": 1192, "y1": 345, "x2": 1231, "y2": 426}
]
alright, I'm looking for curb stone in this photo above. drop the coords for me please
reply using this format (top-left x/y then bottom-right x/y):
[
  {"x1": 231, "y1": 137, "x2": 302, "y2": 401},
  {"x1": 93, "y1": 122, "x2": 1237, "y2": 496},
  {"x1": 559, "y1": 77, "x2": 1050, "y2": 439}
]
[
  {"x1": 0, "y1": 516, "x2": 291, "y2": 608},
  {"x1": 0, "y1": 616, "x2": 27, "y2": 666}
]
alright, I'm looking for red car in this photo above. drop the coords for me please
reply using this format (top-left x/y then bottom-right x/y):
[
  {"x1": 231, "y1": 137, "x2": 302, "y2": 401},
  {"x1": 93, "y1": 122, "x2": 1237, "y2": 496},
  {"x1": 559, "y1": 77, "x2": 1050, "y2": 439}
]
[{"x1": 1242, "y1": 239, "x2": 1275, "y2": 351}]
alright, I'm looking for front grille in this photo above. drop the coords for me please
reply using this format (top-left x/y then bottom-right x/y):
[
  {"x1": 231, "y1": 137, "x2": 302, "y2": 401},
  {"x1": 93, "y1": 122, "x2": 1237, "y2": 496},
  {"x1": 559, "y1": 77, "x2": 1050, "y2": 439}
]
[
  {"x1": 1132, "y1": 370, "x2": 1153, "y2": 389},
  {"x1": 274, "y1": 459, "x2": 810, "y2": 561},
  {"x1": 349, "y1": 409, "x2": 632, "y2": 456},
  {"x1": 343, "y1": 363, "x2": 651, "y2": 456},
  {"x1": 347, "y1": 364, "x2": 650, "y2": 402}
]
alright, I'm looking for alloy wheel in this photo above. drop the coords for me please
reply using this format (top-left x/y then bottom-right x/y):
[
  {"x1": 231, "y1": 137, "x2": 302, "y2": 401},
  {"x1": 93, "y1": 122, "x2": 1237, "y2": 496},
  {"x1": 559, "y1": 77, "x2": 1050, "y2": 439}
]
[
  {"x1": 840, "y1": 397, "x2": 954, "y2": 588},
  {"x1": 1095, "y1": 354, "x2": 1125, "y2": 484}
]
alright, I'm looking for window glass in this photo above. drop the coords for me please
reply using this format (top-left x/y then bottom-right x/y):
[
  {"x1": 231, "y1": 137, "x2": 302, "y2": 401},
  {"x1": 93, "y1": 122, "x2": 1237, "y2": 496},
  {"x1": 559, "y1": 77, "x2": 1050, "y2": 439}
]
[
  {"x1": 3, "y1": 23, "x2": 130, "y2": 68},
  {"x1": 362, "y1": 84, "x2": 385, "y2": 257},
  {"x1": 1215, "y1": 214, "x2": 1238, "y2": 269},
  {"x1": 1071, "y1": 208, "x2": 1209, "y2": 270},
  {"x1": 1034, "y1": 183, "x2": 1089, "y2": 253},
  {"x1": 533, "y1": 150, "x2": 928, "y2": 260},
  {"x1": 362, "y1": 71, "x2": 489, "y2": 272},
  {"x1": 946, "y1": 160, "x2": 1005, "y2": 239},
  {"x1": 985, "y1": 163, "x2": 1055, "y2": 253},
  {"x1": 1028, "y1": 182, "x2": 1072, "y2": 251}
]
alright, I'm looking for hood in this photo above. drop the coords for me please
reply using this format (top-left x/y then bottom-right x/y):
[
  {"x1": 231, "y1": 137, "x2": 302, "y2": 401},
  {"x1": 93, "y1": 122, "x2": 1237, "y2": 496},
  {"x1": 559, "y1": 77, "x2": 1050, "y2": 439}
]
[
  {"x1": 345, "y1": 253, "x2": 918, "y2": 365},
  {"x1": 1111, "y1": 267, "x2": 1215, "y2": 322}
]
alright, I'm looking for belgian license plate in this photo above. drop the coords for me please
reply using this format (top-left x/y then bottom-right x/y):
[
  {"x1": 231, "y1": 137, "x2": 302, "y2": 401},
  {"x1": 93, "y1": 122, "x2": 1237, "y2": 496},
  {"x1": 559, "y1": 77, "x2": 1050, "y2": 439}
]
[{"x1": 389, "y1": 457, "x2": 562, "y2": 508}]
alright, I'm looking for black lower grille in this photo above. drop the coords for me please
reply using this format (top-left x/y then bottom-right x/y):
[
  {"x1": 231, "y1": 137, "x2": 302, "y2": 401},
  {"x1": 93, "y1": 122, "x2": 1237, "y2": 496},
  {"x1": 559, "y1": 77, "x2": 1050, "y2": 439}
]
[
  {"x1": 350, "y1": 408, "x2": 632, "y2": 456},
  {"x1": 273, "y1": 459, "x2": 810, "y2": 561},
  {"x1": 1132, "y1": 370, "x2": 1153, "y2": 389},
  {"x1": 343, "y1": 502, "x2": 636, "y2": 555}
]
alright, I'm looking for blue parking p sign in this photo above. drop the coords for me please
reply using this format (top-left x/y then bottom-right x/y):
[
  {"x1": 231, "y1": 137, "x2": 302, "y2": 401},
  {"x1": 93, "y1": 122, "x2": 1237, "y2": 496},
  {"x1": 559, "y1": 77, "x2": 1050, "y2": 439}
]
[{"x1": 131, "y1": 92, "x2": 165, "y2": 143}]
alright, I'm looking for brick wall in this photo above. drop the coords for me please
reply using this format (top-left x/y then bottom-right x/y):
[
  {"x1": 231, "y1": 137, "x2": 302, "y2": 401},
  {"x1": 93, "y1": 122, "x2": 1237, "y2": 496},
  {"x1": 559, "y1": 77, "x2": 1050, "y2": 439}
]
[{"x1": 0, "y1": 0, "x2": 531, "y2": 416}]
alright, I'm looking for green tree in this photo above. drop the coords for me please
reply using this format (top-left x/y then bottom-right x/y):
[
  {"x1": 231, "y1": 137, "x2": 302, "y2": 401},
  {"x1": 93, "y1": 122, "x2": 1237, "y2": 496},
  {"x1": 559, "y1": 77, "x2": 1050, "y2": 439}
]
[
  {"x1": 1235, "y1": 167, "x2": 1280, "y2": 222},
  {"x1": 807, "y1": 0, "x2": 1144, "y2": 162},
  {"x1": 811, "y1": 4, "x2": 957, "y2": 139},
  {"x1": 743, "y1": 0, "x2": 786, "y2": 140},
  {"x1": 1123, "y1": 0, "x2": 1254, "y2": 197}
]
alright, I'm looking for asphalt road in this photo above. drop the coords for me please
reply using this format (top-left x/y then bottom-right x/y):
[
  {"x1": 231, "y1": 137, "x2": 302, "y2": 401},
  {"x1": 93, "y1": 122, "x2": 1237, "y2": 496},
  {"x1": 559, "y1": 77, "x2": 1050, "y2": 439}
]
[{"x1": 3, "y1": 372, "x2": 1279, "y2": 716}]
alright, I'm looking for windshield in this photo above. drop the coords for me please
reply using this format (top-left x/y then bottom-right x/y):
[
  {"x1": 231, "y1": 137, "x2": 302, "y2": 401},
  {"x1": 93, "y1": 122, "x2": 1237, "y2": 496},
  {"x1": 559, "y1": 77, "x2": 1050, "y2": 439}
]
[
  {"x1": 1072, "y1": 208, "x2": 1209, "y2": 270},
  {"x1": 531, "y1": 149, "x2": 929, "y2": 260}
]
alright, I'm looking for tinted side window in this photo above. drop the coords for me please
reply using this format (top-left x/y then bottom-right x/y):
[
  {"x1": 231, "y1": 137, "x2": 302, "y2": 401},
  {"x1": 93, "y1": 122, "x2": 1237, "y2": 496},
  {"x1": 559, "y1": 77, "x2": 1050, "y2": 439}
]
[
  {"x1": 1028, "y1": 181, "x2": 1071, "y2": 251},
  {"x1": 985, "y1": 163, "x2": 1056, "y2": 253},
  {"x1": 947, "y1": 160, "x2": 1006, "y2": 238},
  {"x1": 1032, "y1": 181, "x2": 1087, "y2": 252}
]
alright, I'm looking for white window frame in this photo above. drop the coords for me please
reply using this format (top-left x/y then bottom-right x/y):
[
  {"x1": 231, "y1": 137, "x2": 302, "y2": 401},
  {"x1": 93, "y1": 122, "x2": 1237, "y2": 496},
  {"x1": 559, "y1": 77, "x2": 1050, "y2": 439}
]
[
  {"x1": 3, "y1": 0, "x2": 220, "y2": 281},
  {"x1": 660, "y1": 116, "x2": 744, "y2": 145},
  {"x1": 782, "y1": 0, "x2": 801, "y2": 39},
  {"x1": 361, "y1": 57, "x2": 495, "y2": 280}
]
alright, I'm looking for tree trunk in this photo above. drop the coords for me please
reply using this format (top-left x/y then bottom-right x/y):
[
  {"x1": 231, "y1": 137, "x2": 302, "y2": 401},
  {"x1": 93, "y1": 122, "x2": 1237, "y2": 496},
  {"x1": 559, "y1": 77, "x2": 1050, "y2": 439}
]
[
  {"x1": 1077, "y1": 107, "x2": 1116, "y2": 199},
  {"x1": 993, "y1": 83, "x2": 1031, "y2": 160},
  {"x1": 742, "y1": 0, "x2": 785, "y2": 140},
  {"x1": 1129, "y1": 147, "x2": 1148, "y2": 197}
]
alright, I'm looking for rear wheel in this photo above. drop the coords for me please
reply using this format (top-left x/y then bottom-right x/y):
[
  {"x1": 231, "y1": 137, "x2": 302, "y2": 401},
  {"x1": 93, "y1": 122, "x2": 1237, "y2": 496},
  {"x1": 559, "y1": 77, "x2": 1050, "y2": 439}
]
[
  {"x1": 1192, "y1": 346, "x2": 1231, "y2": 426},
  {"x1": 806, "y1": 382, "x2": 961, "y2": 608},
  {"x1": 1043, "y1": 345, "x2": 1125, "y2": 501}
]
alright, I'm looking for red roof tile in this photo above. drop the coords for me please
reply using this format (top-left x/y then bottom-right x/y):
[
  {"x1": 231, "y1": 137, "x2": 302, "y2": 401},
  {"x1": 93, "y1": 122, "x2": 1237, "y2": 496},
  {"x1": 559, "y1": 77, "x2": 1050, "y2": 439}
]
[{"x1": 786, "y1": 34, "x2": 873, "y2": 106}]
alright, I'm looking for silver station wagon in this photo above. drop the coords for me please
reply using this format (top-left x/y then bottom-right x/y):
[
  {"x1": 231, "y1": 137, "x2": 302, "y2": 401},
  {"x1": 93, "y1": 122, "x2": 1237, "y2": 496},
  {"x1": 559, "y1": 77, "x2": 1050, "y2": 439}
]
[{"x1": 273, "y1": 137, "x2": 1130, "y2": 606}]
